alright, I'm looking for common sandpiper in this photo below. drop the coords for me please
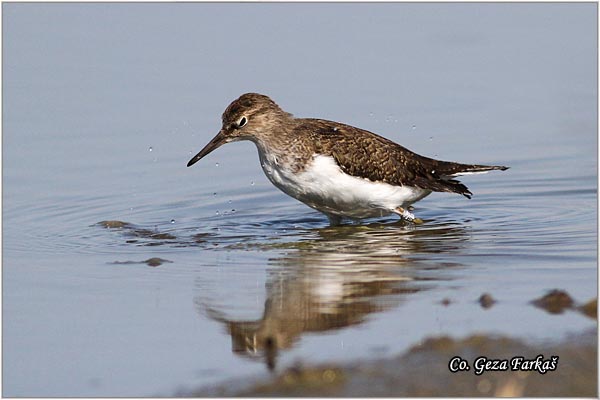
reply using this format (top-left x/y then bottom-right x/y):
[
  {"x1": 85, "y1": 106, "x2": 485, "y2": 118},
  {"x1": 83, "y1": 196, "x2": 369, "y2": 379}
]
[{"x1": 187, "y1": 93, "x2": 508, "y2": 224}]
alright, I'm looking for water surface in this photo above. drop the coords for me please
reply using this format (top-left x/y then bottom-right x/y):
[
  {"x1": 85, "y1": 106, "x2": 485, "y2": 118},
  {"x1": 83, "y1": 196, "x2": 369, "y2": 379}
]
[{"x1": 3, "y1": 3, "x2": 597, "y2": 396}]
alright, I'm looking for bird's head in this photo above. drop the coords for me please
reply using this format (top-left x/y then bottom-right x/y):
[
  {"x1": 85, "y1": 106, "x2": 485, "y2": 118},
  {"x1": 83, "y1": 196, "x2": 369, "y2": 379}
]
[{"x1": 187, "y1": 93, "x2": 291, "y2": 167}]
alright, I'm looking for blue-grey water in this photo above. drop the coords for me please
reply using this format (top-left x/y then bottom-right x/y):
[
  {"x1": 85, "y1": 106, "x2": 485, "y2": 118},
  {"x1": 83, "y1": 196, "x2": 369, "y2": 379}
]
[{"x1": 3, "y1": 3, "x2": 597, "y2": 397}]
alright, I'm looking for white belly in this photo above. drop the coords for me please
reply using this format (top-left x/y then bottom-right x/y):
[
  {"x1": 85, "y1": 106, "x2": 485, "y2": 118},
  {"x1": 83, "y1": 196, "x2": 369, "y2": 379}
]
[{"x1": 258, "y1": 152, "x2": 430, "y2": 219}]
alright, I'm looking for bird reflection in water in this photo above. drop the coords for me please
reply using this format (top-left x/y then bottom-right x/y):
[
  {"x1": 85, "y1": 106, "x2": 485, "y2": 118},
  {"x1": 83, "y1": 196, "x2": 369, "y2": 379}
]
[{"x1": 195, "y1": 220, "x2": 468, "y2": 370}]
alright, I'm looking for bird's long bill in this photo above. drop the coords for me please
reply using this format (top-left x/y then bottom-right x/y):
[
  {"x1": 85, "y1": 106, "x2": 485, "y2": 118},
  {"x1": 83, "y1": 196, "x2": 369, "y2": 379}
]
[{"x1": 187, "y1": 130, "x2": 228, "y2": 167}]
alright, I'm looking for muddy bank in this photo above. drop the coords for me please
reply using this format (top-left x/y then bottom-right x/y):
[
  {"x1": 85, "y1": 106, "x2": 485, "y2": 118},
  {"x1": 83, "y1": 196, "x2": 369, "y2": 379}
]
[{"x1": 191, "y1": 328, "x2": 596, "y2": 397}]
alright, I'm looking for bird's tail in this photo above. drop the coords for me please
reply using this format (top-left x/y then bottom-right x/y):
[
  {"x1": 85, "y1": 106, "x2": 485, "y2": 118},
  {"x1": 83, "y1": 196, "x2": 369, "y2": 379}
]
[
  {"x1": 435, "y1": 162, "x2": 509, "y2": 177},
  {"x1": 418, "y1": 160, "x2": 509, "y2": 199}
]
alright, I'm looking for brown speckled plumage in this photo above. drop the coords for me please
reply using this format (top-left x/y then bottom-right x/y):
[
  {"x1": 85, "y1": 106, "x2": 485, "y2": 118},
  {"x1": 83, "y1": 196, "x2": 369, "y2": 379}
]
[
  {"x1": 188, "y1": 93, "x2": 508, "y2": 199},
  {"x1": 187, "y1": 93, "x2": 508, "y2": 223},
  {"x1": 290, "y1": 118, "x2": 507, "y2": 198}
]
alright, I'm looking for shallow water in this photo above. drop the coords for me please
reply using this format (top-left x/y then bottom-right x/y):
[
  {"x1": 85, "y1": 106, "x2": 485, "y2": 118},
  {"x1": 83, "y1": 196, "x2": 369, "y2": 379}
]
[{"x1": 3, "y1": 3, "x2": 597, "y2": 397}]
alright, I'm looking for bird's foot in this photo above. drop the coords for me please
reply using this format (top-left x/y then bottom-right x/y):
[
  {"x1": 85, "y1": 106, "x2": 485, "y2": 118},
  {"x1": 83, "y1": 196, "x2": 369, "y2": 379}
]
[
  {"x1": 395, "y1": 207, "x2": 423, "y2": 224},
  {"x1": 326, "y1": 213, "x2": 343, "y2": 226}
]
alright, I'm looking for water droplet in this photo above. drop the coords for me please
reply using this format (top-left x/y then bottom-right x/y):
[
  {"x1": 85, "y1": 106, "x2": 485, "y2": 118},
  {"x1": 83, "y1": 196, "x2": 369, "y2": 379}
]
[
  {"x1": 369, "y1": 112, "x2": 374, "y2": 117},
  {"x1": 170, "y1": 219, "x2": 175, "y2": 224},
  {"x1": 148, "y1": 147, "x2": 153, "y2": 152},
  {"x1": 231, "y1": 209, "x2": 236, "y2": 213},
  {"x1": 251, "y1": 181, "x2": 255, "y2": 186},
  {"x1": 215, "y1": 162, "x2": 219, "y2": 167},
  {"x1": 228, "y1": 199, "x2": 232, "y2": 204},
  {"x1": 215, "y1": 210, "x2": 220, "y2": 216},
  {"x1": 411, "y1": 125, "x2": 417, "y2": 130},
  {"x1": 429, "y1": 136, "x2": 434, "y2": 141},
  {"x1": 213, "y1": 192, "x2": 217, "y2": 196}
]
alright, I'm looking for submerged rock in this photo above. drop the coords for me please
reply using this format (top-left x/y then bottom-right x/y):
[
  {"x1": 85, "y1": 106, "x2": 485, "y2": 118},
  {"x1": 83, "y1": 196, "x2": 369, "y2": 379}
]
[
  {"x1": 110, "y1": 258, "x2": 173, "y2": 267},
  {"x1": 478, "y1": 293, "x2": 496, "y2": 309},
  {"x1": 531, "y1": 290, "x2": 575, "y2": 314},
  {"x1": 97, "y1": 220, "x2": 131, "y2": 229},
  {"x1": 579, "y1": 298, "x2": 597, "y2": 319}
]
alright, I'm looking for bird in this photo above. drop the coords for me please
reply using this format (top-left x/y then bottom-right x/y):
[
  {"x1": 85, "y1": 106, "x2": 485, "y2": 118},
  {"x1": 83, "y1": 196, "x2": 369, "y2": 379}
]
[{"x1": 187, "y1": 93, "x2": 508, "y2": 225}]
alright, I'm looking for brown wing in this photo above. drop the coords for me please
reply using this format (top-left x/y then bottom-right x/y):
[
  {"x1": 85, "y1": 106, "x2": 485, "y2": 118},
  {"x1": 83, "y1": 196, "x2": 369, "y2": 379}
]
[{"x1": 297, "y1": 119, "x2": 473, "y2": 198}]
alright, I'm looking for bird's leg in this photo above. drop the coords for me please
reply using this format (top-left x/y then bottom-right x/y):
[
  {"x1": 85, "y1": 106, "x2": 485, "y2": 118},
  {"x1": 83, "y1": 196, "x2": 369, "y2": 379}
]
[
  {"x1": 396, "y1": 207, "x2": 415, "y2": 221},
  {"x1": 395, "y1": 207, "x2": 423, "y2": 224},
  {"x1": 325, "y1": 213, "x2": 343, "y2": 226}
]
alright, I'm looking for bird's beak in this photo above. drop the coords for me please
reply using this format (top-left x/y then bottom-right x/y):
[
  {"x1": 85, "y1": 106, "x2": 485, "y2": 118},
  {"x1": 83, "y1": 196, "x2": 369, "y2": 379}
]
[{"x1": 187, "y1": 130, "x2": 228, "y2": 167}]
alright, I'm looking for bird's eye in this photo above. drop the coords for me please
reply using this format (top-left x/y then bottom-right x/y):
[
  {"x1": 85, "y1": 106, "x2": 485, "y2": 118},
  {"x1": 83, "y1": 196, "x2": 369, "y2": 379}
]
[{"x1": 237, "y1": 116, "x2": 248, "y2": 128}]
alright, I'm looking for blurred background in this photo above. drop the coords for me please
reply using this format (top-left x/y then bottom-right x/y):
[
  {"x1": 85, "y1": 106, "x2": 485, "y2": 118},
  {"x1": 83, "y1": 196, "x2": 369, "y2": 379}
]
[{"x1": 3, "y1": 3, "x2": 596, "y2": 396}]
